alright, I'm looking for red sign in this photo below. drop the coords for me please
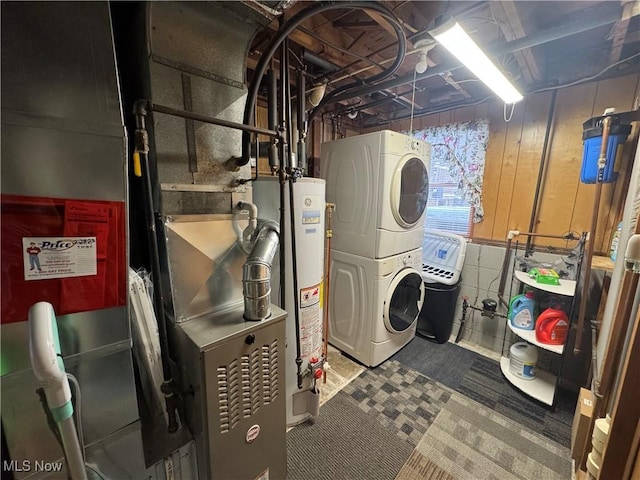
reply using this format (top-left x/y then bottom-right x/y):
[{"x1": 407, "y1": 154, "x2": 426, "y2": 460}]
[{"x1": 1, "y1": 194, "x2": 126, "y2": 324}]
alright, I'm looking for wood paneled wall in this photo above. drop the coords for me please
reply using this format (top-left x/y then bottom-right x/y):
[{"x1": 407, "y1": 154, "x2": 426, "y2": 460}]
[
  {"x1": 369, "y1": 74, "x2": 640, "y2": 252},
  {"x1": 254, "y1": 74, "x2": 639, "y2": 253}
]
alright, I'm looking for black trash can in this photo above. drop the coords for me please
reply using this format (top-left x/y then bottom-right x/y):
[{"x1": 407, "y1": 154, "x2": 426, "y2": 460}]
[{"x1": 416, "y1": 276, "x2": 462, "y2": 344}]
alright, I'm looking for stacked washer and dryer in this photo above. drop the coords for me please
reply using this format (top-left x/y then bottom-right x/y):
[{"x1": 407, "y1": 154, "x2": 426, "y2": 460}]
[{"x1": 321, "y1": 130, "x2": 431, "y2": 367}]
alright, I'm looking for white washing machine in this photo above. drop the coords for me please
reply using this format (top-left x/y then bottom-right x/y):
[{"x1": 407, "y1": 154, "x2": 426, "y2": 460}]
[
  {"x1": 320, "y1": 130, "x2": 430, "y2": 259},
  {"x1": 328, "y1": 248, "x2": 425, "y2": 367}
]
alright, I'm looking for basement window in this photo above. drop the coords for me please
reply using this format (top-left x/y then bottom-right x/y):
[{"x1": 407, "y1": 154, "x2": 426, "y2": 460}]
[{"x1": 409, "y1": 118, "x2": 489, "y2": 237}]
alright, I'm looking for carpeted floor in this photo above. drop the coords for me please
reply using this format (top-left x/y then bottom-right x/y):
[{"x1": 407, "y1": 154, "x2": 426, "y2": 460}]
[
  {"x1": 287, "y1": 340, "x2": 574, "y2": 480},
  {"x1": 392, "y1": 337, "x2": 577, "y2": 448},
  {"x1": 286, "y1": 391, "x2": 414, "y2": 480}
]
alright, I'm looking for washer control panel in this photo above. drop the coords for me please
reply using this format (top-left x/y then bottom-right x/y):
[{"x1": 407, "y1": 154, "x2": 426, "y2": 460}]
[{"x1": 395, "y1": 251, "x2": 422, "y2": 270}]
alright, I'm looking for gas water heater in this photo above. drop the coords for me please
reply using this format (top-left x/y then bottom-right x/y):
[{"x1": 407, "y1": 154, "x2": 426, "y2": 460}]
[{"x1": 254, "y1": 177, "x2": 326, "y2": 426}]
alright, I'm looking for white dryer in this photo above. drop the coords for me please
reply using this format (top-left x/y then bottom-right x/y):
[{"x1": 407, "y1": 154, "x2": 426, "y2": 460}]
[
  {"x1": 321, "y1": 130, "x2": 430, "y2": 258},
  {"x1": 328, "y1": 248, "x2": 425, "y2": 367}
]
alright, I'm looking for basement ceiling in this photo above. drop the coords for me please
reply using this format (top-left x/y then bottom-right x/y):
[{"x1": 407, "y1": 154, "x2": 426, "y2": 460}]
[{"x1": 244, "y1": 0, "x2": 640, "y2": 128}]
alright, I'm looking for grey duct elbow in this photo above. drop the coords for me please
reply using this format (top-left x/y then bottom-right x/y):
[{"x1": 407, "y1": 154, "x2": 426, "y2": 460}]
[{"x1": 242, "y1": 221, "x2": 280, "y2": 321}]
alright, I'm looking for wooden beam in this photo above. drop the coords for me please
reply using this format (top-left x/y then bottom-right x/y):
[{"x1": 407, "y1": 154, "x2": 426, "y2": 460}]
[
  {"x1": 608, "y1": 1, "x2": 636, "y2": 63},
  {"x1": 332, "y1": 19, "x2": 378, "y2": 29},
  {"x1": 490, "y1": 1, "x2": 542, "y2": 83}
]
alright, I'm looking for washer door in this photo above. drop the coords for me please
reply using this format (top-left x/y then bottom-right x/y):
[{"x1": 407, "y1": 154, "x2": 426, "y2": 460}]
[
  {"x1": 390, "y1": 155, "x2": 429, "y2": 228},
  {"x1": 383, "y1": 268, "x2": 425, "y2": 333}
]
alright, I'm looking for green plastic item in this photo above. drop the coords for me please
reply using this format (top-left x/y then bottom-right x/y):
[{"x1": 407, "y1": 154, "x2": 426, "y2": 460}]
[{"x1": 528, "y1": 267, "x2": 560, "y2": 286}]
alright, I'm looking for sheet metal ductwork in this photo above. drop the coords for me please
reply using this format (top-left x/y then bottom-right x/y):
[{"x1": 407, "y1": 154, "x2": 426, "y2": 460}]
[{"x1": 242, "y1": 220, "x2": 280, "y2": 321}]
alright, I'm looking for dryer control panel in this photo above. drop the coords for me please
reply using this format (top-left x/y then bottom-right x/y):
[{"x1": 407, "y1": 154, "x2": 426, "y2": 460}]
[
  {"x1": 396, "y1": 250, "x2": 422, "y2": 270},
  {"x1": 404, "y1": 136, "x2": 429, "y2": 159}
]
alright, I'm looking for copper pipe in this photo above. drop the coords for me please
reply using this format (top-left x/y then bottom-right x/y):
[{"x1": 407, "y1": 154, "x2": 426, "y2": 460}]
[
  {"x1": 575, "y1": 114, "x2": 613, "y2": 355},
  {"x1": 322, "y1": 203, "x2": 335, "y2": 384}
]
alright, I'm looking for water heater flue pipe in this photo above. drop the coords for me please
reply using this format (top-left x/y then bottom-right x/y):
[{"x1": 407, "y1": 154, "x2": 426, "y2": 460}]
[
  {"x1": 242, "y1": 220, "x2": 280, "y2": 321},
  {"x1": 237, "y1": 201, "x2": 258, "y2": 254}
]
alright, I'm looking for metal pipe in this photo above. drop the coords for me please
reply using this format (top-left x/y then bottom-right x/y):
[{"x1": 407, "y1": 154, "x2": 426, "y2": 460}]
[
  {"x1": 303, "y1": 50, "x2": 340, "y2": 72},
  {"x1": 526, "y1": 90, "x2": 557, "y2": 253},
  {"x1": 297, "y1": 68, "x2": 306, "y2": 173},
  {"x1": 267, "y1": 68, "x2": 279, "y2": 172},
  {"x1": 152, "y1": 103, "x2": 277, "y2": 137},
  {"x1": 133, "y1": 100, "x2": 179, "y2": 433},
  {"x1": 241, "y1": 1, "x2": 406, "y2": 166},
  {"x1": 323, "y1": 5, "x2": 623, "y2": 108},
  {"x1": 288, "y1": 177, "x2": 304, "y2": 389},
  {"x1": 322, "y1": 203, "x2": 335, "y2": 383},
  {"x1": 278, "y1": 172, "x2": 286, "y2": 309},
  {"x1": 285, "y1": 40, "x2": 296, "y2": 170},
  {"x1": 497, "y1": 236, "x2": 513, "y2": 308},
  {"x1": 242, "y1": 221, "x2": 280, "y2": 321},
  {"x1": 237, "y1": 201, "x2": 258, "y2": 254},
  {"x1": 575, "y1": 114, "x2": 612, "y2": 354}
]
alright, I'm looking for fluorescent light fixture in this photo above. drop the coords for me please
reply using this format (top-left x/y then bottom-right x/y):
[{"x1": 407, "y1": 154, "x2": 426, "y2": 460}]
[{"x1": 430, "y1": 19, "x2": 524, "y2": 104}]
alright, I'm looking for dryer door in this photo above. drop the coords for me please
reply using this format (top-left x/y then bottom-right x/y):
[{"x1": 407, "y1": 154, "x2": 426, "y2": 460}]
[
  {"x1": 383, "y1": 268, "x2": 425, "y2": 333},
  {"x1": 390, "y1": 155, "x2": 429, "y2": 228}
]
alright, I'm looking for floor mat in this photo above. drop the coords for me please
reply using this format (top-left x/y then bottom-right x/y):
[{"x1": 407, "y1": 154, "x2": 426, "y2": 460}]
[
  {"x1": 414, "y1": 392, "x2": 571, "y2": 480},
  {"x1": 286, "y1": 391, "x2": 413, "y2": 480},
  {"x1": 393, "y1": 337, "x2": 576, "y2": 447}
]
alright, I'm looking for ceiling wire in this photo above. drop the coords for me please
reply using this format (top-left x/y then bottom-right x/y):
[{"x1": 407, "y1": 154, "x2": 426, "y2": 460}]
[
  {"x1": 529, "y1": 51, "x2": 640, "y2": 94},
  {"x1": 409, "y1": 68, "x2": 418, "y2": 133},
  {"x1": 503, "y1": 102, "x2": 516, "y2": 122}
]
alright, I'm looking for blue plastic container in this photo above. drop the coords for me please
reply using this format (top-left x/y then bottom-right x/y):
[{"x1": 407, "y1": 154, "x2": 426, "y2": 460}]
[
  {"x1": 508, "y1": 291, "x2": 536, "y2": 330},
  {"x1": 580, "y1": 123, "x2": 631, "y2": 184}
]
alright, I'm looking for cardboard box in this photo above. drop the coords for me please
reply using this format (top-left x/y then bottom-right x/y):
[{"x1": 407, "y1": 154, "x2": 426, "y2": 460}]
[{"x1": 571, "y1": 387, "x2": 594, "y2": 470}]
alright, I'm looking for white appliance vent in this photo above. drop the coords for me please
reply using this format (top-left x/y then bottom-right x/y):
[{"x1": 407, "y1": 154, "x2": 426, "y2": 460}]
[{"x1": 421, "y1": 229, "x2": 467, "y2": 285}]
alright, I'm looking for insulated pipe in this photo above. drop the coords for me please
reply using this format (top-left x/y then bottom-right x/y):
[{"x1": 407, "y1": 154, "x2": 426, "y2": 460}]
[
  {"x1": 267, "y1": 68, "x2": 279, "y2": 171},
  {"x1": 285, "y1": 39, "x2": 296, "y2": 170},
  {"x1": 240, "y1": 1, "x2": 406, "y2": 166},
  {"x1": 279, "y1": 33, "x2": 289, "y2": 170},
  {"x1": 525, "y1": 90, "x2": 557, "y2": 253},
  {"x1": 575, "y1": 114, "x2": 612, "y2": 355},
  {"x1": 297, "y1": 69, "x2": 307, "y2": 173},
  {"x1": 242, "y1": 221, "x2": 280, "y2": 321},
  {"x1": 133, "y1": 100, "x2": 179, "y2": 433}
]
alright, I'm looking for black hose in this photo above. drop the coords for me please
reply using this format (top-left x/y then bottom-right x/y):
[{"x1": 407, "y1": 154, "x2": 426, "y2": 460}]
[
  {"x1": 239, "y1": 1, "x2": 406, "y2": 166},
  {"x1": 133, "y1": 101, "x2": 179, "y2": 434}
]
